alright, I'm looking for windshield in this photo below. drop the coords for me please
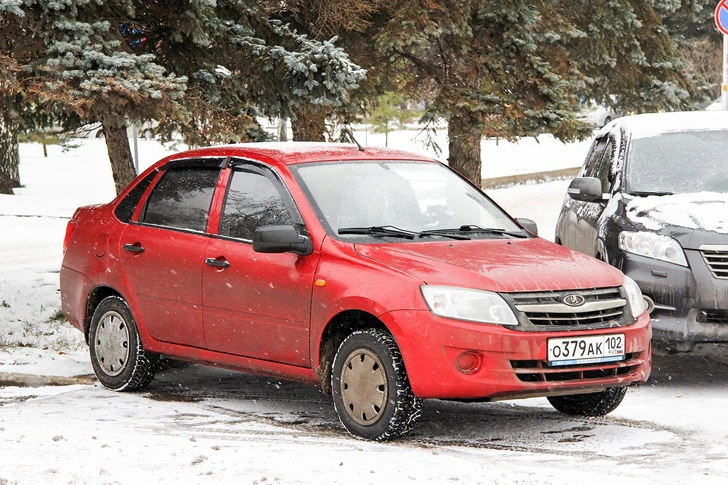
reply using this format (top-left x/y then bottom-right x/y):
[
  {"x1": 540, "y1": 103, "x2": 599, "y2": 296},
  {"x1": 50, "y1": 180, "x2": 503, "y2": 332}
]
[
  {"x1": 627, "y1": 130, "x2": 728, "y2": 195},
  {"x1": 292, "y1": 160, "x2": 522, "y2": 241}
]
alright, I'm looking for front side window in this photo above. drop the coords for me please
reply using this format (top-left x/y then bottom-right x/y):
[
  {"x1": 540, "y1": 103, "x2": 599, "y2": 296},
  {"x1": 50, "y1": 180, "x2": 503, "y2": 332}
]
[
  {"x1": 143, "y1": 167, "x2": 220, "y2": 232},
  {"x1": 593, "y1": 138, "x2": 615, "y2": 194},
  {"x1": 220, "y1": 167, "x2": 295, "y2": 240},
  {"x1": 293, "y1": 160, "x2": 522, "y2": 241}
]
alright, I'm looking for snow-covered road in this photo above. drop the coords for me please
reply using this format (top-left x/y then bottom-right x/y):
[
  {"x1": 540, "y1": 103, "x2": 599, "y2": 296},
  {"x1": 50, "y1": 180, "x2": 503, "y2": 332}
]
[{"x1": 1, "y1": 354, "x2": 727, "y2": 484}]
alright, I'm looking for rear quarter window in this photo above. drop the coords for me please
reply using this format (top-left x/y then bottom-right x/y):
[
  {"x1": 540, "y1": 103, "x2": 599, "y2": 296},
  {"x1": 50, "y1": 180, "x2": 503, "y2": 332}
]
[{"x1": 114, "y1": 170, "x2": 158, "y2": 223}]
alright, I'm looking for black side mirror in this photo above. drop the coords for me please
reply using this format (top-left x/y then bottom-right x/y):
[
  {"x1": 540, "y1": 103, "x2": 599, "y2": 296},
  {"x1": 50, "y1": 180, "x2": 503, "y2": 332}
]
[
  {"x1": 567, "y1": 177, "x2": 603, "y2": 202},
  {"x1": 515, "y1": 218, "x2": 538, "y2": 236},
  {"x1": 253, "y1": 225, "x2": 313, "y2": 256}
]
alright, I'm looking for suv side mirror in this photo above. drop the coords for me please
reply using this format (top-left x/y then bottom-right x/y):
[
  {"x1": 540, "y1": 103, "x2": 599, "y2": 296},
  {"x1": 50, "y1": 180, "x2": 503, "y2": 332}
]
[
  {"x1": 515, "y1": 218, "x2": 538, "y2": 236},
  {"x1": 253, "y1": 225, "x2": 313, "y2": 256},
  {"x1": 567, "y1": 177, "x2": 603, "y2": 202}
]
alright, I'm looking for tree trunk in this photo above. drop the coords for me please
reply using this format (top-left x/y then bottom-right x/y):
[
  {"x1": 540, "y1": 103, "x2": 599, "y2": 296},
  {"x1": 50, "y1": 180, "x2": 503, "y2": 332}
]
[
  {"x1": 291, "y1": 104, "x2": 327, "y2": 141},
  {"x1": 277, "y1": 117, "x2": 289, "y2": 142},
  {"x1": 0, "y1": 111, "x2": 20, "y2": 195},
  {"x1": 102, "y1": 120, "x2": 137, "y2": 195},
  {"x1": 447, "y1": 113, "x2": 483, "y2": 188}
]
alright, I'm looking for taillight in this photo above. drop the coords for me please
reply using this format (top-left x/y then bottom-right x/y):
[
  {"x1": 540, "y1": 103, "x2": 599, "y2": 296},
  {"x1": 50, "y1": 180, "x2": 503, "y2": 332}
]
[{"x1": 63, "y1": 220, "x2": 77, "y2": 254}]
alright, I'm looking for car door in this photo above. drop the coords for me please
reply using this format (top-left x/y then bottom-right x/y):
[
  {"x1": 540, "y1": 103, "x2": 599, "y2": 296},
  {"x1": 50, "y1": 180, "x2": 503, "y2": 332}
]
[
  {"x1": 202, "y1": 162, "x2": 317, "y2": 366},
  {"x1": 119, "y1": 159, "x2": 223, "y2": 348},
  {"x1": 562, "y1": 136, "x2": 614, "y2": 256}
]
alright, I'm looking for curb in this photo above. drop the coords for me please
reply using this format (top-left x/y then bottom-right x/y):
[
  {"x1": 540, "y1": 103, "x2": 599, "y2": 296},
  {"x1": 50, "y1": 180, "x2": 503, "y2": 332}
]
[
  {"x1": 481, "y1": 167, "x2": 579, "y2": 190},
  {"x1": 0, "y1": 372, "x2": 95, "y2": 387}
]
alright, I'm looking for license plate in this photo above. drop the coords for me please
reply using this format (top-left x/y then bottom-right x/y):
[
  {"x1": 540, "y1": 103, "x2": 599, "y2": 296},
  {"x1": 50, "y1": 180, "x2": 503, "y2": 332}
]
[{"x1": 547, "y1": 334, "x2": 625, "y2": 366}]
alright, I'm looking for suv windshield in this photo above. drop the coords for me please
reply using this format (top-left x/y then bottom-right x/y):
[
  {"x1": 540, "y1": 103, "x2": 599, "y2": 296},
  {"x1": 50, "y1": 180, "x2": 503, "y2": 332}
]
[
  {"x1": 293, "y1": 160, "x2": 522, "y2": 240},
  {"x1": 627, "y1": 130, "x2": 728, "y2": 195}
]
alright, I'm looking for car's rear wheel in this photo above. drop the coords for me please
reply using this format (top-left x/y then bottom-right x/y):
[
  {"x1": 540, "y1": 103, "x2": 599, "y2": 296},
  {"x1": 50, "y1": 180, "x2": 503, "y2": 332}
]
[
  {"x1": 331, "y1": 329, "x2": 422, "y2": 440},
  {"x1": 547, "y1": 386, "x2": 627, "y2": 416},
  {"x1": 89, "y1": 296, "x2": 158, "y2": 391}
]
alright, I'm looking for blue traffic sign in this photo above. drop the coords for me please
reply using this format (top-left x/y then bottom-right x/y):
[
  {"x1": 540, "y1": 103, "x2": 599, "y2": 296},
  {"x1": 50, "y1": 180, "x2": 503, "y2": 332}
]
[{"x1": 716, "y1": 0, "x2": 728, "y2": 35}]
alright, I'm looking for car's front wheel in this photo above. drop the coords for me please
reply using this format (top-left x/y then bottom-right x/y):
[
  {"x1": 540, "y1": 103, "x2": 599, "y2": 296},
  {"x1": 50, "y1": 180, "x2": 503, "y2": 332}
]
[
  {"x1": 331, "y1": 329, "x2": 422, "y2": 440},
  {"x1": 547, "y1": 386, "x2": 627, "y2": 416},
  {"x1": 89, "y1": 296, "x2": 158, "y2": 391}
]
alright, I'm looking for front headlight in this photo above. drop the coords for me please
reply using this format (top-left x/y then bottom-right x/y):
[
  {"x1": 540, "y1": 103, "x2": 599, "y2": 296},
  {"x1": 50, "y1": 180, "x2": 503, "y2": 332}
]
[
  {"x1": 623, "y1": 276, "x2": 648, "y2": 319},
  {"x1": 619, "y1": 231, "x2": 688, "y2": 267},
  {"x1": 420, "y1": 285, "x2": 519, "y2": 325}
]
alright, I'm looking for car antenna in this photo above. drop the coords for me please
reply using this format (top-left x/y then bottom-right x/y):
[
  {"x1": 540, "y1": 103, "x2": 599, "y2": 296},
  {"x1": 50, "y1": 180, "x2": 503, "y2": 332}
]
[{"x1": 341, "y1": 125, "x2": 365, "y2": 151}]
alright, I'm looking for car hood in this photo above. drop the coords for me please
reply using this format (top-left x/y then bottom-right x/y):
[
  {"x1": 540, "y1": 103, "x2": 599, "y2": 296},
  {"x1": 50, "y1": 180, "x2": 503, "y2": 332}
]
[
  {"x1": 354, "y1": 238, "x2": 625, "y2": 293},
  {"x1": 623, "y1": 192, "x2": 728, "y2": 249}
]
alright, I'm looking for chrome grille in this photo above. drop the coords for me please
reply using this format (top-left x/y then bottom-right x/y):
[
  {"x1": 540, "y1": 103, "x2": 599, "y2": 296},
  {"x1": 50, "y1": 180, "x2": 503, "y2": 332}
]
[
  {"x1": 700, "y1": 246, "x2": 728, "y2": 279},
  {"x1": 508, "y1": 288, "x2": 627, "y2": 328}
]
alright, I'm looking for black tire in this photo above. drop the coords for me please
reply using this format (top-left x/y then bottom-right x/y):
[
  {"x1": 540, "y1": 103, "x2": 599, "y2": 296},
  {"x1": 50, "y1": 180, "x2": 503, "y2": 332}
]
[
  {"x1": 331, "y1": 329, "x2": 422, "y2": 440},
  {"x1": 547, "y1": 386, "x2": 627, "y2": 416},
  {"x1": 88, "y1": 296, "x2": 158, "y2": 391}
]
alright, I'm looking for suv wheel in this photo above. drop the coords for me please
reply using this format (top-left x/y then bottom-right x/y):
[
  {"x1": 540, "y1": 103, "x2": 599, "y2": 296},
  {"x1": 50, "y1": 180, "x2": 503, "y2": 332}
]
[
  {"x1": 89, "y1": 296, "x2": 158, "y2": 391},
  {"x1": 547, "y1": 386, "x2": 627, "y2": 416},
  {"x1": 331, "y1": 329, "x2": 422, "y2": 440}
]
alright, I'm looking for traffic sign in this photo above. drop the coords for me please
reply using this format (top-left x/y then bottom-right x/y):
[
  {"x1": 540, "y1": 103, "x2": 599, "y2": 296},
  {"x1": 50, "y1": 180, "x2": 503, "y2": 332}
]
[{"x1": 716, "y1": 0, "x2": 728, "y2": 35}]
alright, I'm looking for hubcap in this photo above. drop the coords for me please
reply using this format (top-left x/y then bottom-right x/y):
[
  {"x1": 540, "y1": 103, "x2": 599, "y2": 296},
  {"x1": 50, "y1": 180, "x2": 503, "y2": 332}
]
[
  {"x1": 340, "y1": 348, "x2": 388, "y2": 426},
  {"x1": 94, "y1": 311, "x2": 130, "y2": 377}
]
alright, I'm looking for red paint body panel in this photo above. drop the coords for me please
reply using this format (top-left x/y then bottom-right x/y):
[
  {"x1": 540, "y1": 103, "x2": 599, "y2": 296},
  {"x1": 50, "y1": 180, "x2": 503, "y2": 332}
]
[
  {"x1": 60, "y1": 142, "x2": 652, "y2": 399},
  {"x1": 118, "y1": 224, "x2": 209, "y2": 348},
  {"x1": 202, "y1": 237, "x2": 317, "y2": 365},
  {"x1": 380, "y1": 310, "x2": 651, "y2": 399},
  {"x1": 354, "y1": 238, "x2": 625, "y2": 292}
]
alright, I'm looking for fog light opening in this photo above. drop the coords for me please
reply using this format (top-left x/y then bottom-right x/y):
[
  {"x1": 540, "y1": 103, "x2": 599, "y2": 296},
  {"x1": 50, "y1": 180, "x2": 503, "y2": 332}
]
[{"x1": 455, "y1": 351, "x2": 482, "y2": 375}]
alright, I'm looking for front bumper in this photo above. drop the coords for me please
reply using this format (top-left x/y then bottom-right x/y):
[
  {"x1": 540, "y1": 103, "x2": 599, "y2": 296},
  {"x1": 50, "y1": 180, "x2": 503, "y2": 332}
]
[
  {"x1": 619, "y1": 251, "x2": 728, "y2": 350},
  {"x1": 379, "y1": 309, "x2": 651, "y2": 400}
]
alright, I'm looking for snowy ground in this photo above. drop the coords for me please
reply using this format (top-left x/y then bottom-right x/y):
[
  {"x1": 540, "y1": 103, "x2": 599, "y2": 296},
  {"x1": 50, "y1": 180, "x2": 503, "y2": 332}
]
[{"x1": 1, "y1": 133, "x2": 727, "y2": 484}]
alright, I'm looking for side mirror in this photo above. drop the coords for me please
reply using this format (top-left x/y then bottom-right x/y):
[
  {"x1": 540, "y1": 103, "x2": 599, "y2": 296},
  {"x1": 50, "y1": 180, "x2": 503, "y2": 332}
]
[
  {"x1": 567, "y1": 177, "x2": 604, "y2": 202},
  {"x1": 253, "y1": 225, "x2": 313, "y2": 256},
  {"x1": 515, "y1": 218, "x2": 538, "y2": 236}
]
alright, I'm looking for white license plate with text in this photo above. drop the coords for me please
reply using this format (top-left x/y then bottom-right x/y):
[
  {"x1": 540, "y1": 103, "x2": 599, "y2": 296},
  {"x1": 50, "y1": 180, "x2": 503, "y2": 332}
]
[{"x1": 547, "y1": 334, "x2": 625, "y2": 366}]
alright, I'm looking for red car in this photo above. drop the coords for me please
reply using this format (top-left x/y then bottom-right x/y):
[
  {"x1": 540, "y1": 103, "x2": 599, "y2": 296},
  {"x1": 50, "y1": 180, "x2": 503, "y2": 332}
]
[{"x1": 60, "y1": 143, "x2": 651, "y2": 440}]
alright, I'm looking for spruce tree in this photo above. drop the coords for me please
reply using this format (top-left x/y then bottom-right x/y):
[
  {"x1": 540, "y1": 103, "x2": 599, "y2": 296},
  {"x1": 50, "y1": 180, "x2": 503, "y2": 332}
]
[
  {"x1": 286, "y1": 0, "x2": 701, "y2": 186},
  {"x1": 372, "y1": 1, "x2": 697, "y2": 185},
  {"x1": 1, "y1": 1, "x2": 365, "y2": 193}
]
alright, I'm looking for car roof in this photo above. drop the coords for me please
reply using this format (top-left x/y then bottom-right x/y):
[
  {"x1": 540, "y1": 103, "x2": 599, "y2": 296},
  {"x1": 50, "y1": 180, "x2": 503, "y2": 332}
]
[
  {"x1": 602, "y1": 111, "x2": 728, "y2": 140},
  {"x1": 162, "y1": 142, "x2": 437, "y2": 168}
]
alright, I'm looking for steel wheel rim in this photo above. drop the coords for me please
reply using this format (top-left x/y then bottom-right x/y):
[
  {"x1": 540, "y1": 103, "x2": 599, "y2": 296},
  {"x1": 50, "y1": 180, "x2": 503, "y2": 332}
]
[
  {"x1": 94, "y1": 310, "x2": 130, "y2": 377},
  {"x1": 340, "y1": 348, "x2": 388, "y2": 426}
]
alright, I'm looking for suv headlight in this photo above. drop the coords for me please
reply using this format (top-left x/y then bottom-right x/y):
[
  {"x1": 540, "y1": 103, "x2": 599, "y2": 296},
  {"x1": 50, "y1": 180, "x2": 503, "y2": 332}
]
[
  {"x1": 619, "y1": 231, "x2": 688, "y2": 267},
  {"x1": 420, "y1": 286, "x2": 518, "y2": 325},
  {"x1": 623, "y1": 276, "x2": 648, "y2": 318}
]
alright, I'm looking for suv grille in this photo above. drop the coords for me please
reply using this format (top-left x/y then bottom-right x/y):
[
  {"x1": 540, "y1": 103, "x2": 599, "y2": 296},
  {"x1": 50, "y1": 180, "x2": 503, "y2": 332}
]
[
  {"x1": 698, "y1": 309, "x2": 728, "y2": 324},
  {"x1": 700, "y1": 247, "x2": 728, "y2": 279},
  {"x1": 506, "y1": 287, "x2": 628, "y2": 329}
]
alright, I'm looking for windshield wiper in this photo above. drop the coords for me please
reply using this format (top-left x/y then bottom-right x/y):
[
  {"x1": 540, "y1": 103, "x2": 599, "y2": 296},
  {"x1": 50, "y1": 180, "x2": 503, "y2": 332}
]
[
  {"x1": 338, "y1": 225, "x2": 418, "y2": 239},
  {"x1": 629, "y1": 191, "x2": 674, "y2": 197},
  {"x1": 419, "y1": 225, "x2": 527, "y2": 239}
]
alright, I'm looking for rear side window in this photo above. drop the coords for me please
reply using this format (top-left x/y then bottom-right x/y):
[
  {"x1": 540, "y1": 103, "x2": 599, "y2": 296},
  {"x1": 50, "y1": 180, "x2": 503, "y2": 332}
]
[
  {"x1": 220, "y1": 168, "x2": 294, "y2": 240},
  {"x1": 143, "y1": 167, "x2": 220, "y2": 232},
  {"x1": 114, "y1": 170, "x2": 158, "y2": 223}
]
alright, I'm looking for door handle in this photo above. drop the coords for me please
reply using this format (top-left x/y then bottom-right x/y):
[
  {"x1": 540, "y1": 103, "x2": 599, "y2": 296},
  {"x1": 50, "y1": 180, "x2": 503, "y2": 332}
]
[
  {"x1": 123, "y1": 243, "x2": 145, "y2": 253},
  {"x1": 205, "y1": 257, "x2": 230, "y2": 268}
]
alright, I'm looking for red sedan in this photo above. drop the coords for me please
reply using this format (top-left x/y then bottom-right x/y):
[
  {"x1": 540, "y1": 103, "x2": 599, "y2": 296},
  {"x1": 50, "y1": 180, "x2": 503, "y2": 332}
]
[{"x1": 60, "y1": 143, "x2": 651, "y2": 440}]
